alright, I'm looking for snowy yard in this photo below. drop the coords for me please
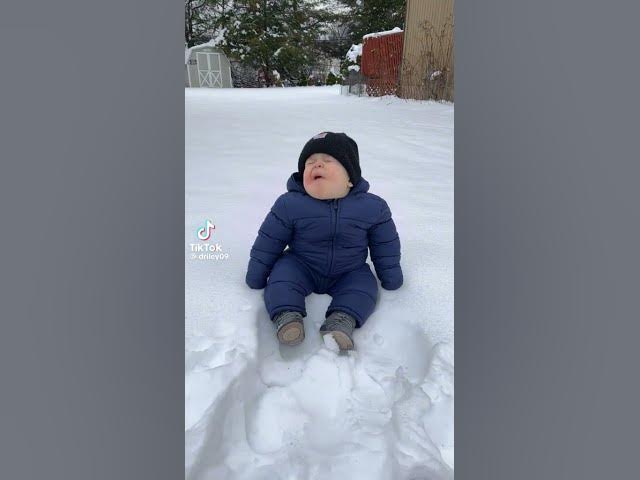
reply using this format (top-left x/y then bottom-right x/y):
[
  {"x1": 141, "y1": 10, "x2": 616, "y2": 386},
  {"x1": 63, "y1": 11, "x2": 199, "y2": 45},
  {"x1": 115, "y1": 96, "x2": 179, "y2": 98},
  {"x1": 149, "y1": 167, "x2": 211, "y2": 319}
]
[{"x1": 185, "y1": 86, "x2": 454, "y2": 479}]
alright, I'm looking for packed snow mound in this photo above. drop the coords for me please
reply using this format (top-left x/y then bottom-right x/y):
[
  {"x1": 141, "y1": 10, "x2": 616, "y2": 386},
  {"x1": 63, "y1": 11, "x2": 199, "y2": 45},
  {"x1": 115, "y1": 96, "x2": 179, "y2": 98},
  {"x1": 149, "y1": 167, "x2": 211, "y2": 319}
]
[{"x1": 186, "y1": 86, "x2": 454, "y2": 479}]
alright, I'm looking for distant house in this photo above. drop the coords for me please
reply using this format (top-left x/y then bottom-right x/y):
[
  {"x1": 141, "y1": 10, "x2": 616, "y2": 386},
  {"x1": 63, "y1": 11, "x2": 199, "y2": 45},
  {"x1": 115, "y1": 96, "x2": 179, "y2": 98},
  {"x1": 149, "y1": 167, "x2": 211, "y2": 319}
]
[{"x1": 185, "y1": 41, "x2": 233, "y2": 88}]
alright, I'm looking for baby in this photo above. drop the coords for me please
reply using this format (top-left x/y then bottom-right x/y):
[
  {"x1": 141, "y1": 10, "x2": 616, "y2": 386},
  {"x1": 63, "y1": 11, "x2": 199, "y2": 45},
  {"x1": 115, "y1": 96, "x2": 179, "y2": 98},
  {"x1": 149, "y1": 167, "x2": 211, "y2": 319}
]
[{"x1": 246, "y1": 132, "x2": 403, "y2": 351}]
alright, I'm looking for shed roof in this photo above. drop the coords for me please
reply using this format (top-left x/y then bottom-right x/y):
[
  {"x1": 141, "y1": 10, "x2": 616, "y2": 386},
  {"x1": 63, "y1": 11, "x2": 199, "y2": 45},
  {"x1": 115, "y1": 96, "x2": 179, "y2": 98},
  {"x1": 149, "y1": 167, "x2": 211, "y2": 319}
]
[{"x1": 185, "y1": 40, "x2": 225, "y2": 65}]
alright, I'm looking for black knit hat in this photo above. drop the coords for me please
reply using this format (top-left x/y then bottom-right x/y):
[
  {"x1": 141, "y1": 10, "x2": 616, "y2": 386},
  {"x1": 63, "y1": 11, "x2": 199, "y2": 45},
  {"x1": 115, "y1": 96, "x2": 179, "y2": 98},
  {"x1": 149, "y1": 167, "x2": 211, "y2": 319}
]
[{"x1": 298, "y1": 132, "x2": 361, "y2": 185}]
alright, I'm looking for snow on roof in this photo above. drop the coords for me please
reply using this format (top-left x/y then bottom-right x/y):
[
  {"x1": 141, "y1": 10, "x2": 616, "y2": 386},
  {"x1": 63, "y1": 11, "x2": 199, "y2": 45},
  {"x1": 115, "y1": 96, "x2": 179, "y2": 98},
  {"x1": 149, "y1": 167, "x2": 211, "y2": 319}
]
[{"x1": 362, "y1": 27, "x2": 403, "y2": 40}]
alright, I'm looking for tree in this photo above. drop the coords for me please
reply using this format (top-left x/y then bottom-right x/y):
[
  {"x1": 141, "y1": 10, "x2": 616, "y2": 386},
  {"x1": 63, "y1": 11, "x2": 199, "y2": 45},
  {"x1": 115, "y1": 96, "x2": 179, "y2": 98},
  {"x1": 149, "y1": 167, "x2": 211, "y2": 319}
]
[
  {"x1": 326, "y1": 71, "x2": 341, "y2": 85},
  {"x1": 185, "y1": 0, "x2": 231, "y2": 47},
  {"x1": 216, "y1": 0, "x2": 333, "y2": 86},
  {"x1": 336, "y1": 0, "x2": 406, "y2": 45},
  {"x1": 313, "y1": 0, "x2": 352, "y2": 59}
]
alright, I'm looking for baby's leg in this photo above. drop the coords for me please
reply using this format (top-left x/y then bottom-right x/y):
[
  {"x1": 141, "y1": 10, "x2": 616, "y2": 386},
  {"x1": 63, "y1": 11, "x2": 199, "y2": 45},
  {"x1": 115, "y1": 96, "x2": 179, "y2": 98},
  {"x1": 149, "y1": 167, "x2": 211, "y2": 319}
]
[
  {"x1": 326, "y1": 263, "x2": 379, "y2": 327},
  {"x1": 264, "y1": 253, "x2": 315, "y2": 321}
]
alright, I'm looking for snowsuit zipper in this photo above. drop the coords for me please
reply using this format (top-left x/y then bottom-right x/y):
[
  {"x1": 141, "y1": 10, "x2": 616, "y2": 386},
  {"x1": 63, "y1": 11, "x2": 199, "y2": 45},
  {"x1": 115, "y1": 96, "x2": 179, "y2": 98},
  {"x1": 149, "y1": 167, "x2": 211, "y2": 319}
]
[{"x1": 328, "y1": 199, "x2": 339, "y2": 275}]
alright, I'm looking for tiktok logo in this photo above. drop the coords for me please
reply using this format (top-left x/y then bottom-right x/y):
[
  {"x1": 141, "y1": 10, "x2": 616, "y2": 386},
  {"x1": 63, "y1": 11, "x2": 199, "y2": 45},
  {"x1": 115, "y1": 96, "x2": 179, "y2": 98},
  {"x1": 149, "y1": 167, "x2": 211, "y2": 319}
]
[
  {"x1": 197, "y1": 219, "x2": 215, "y2": 241},
  {"x1": 189, "y1": 219, "x2": 228, "y2": 261}
]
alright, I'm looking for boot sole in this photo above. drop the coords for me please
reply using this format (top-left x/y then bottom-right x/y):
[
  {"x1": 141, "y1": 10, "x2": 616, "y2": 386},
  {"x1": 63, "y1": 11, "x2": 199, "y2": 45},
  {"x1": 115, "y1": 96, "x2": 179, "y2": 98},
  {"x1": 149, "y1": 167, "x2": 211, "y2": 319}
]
[
  {"x1": 322, "y1": 331, "x2": 354, "y2": 351},
  {"x1": 277, "y1": 321, "x2": 305, "y2": 346}
]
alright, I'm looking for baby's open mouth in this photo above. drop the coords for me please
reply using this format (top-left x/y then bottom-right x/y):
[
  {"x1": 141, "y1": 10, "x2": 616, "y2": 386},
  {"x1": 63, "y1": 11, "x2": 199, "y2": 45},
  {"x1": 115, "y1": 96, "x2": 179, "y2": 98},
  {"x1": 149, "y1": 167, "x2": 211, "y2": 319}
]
[{"x1": 313, "y1": 174, "x2": 324, "y2": 180}]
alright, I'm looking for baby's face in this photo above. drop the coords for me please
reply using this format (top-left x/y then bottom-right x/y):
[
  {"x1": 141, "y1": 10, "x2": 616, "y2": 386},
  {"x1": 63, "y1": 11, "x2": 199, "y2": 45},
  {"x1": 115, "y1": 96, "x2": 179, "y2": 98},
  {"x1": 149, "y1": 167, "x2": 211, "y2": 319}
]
[{"x1": 302, "y1": 153, "x2": 353, "y2": 200}]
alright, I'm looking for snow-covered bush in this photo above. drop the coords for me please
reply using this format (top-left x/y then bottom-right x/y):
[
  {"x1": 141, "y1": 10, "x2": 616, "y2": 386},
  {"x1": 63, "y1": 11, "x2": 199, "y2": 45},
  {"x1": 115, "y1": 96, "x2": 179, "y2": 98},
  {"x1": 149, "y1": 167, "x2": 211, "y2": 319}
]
[
  {"x1": 340, "y1": 43, "x2": 362, "y2": 79},
  {"x1": 326, "y1": 71, "x2": 342, "y2": 85}
]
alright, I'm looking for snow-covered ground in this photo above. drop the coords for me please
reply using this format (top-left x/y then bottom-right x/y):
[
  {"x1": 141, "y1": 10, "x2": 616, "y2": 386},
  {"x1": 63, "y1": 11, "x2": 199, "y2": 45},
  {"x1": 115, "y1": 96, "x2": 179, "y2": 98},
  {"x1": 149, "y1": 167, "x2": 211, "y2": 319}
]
[{"x1": 185, "y1": 86, "x2": 454, "y2": 479}]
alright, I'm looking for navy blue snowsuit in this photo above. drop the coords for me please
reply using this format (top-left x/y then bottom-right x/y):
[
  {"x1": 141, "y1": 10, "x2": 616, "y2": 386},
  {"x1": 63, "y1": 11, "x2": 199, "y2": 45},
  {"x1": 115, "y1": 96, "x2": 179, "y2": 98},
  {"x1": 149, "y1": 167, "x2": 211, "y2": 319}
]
[{"x1": 246, "y1": 173, "x2": 403, "y2": 327}]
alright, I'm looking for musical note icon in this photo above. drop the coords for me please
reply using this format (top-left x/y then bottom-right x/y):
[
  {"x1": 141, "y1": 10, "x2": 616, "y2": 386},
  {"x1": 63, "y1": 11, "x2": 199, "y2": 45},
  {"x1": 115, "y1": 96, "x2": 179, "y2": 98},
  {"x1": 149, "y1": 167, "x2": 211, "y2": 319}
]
[{"x1": 197, "y1": 219, "x2": 215, "y2": 241}]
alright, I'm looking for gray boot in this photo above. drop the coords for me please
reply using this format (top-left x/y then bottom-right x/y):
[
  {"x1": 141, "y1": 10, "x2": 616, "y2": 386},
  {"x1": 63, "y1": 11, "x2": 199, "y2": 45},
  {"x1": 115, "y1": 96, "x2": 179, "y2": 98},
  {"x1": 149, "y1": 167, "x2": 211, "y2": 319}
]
[
  {"x1": 320, "y1": 311, "x2": 356, "y2": 351},
  {"x1": 273, "y1": 311, "x2": 305, "y2": 346}
]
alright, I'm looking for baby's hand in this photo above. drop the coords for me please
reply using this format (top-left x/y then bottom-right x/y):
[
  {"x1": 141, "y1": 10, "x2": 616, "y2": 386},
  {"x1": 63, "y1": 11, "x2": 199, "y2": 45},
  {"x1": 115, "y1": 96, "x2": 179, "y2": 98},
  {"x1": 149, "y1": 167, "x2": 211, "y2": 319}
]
[
  {"x1": 381, "y1": 280, "x2": 402, "y2": 291},
  {"x1": 246, "y1": 277, "x2": 267, "y2": 290}
]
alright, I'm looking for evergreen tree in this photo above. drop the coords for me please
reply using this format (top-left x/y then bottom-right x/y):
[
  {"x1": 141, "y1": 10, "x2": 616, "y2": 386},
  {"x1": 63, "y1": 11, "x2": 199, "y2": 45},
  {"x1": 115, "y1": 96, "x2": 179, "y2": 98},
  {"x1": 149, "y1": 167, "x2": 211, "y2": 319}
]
[
  {"x1": 216, "y1": 0, "x2": 332, "y2": 86},
  {"x1": 337, "y1": 0, "x2": 406, "y2": 45},
  {"x1": 325, "y1": 71, "x2": 341, "y2": 85}
]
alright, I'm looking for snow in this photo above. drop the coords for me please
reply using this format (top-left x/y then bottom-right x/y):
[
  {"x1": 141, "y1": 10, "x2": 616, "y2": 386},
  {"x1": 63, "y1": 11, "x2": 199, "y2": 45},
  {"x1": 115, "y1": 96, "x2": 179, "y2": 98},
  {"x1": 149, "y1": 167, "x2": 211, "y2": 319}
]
[
  {"x1": 346, "y1": 43, "x2": 362, "y2": 62},
  {"x1": 185, "y1": 86, "x2": 454, "y2": 479},
  {"x1": 348, "y1": 65, "x2": 360, "y2": 72},
  {"x1": 363, "y1": 27, "x2": 403, "y2": 40}
]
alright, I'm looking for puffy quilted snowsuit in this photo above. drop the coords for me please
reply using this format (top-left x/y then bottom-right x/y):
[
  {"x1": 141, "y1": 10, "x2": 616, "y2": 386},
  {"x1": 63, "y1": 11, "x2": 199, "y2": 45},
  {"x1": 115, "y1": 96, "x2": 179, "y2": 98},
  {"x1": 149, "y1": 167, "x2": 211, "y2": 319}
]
[{"x1": 246, "y1": 173, "x2": 403, "y2": 327}]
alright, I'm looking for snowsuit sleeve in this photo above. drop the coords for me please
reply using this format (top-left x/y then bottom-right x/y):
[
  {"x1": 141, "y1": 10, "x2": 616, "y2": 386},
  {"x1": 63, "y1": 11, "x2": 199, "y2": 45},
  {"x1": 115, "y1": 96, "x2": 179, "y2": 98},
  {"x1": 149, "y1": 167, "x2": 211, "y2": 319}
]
[
  {"x1": 368, "y1": 199, "x2": 403, "y2": 290},
  {"x1": 245, "y1": 195, "x2": 294, "y2": 289}
]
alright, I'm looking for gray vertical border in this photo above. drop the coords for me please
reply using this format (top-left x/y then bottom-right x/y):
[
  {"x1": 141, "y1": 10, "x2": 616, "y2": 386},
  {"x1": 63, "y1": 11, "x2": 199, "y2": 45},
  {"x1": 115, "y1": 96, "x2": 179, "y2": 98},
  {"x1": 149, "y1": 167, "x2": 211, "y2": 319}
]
[
  {"x1": 0, "y1": 1, "x2": 184, "y2": 479},
  {"x1": 457, "y1": 0, "x2": 640, "y2": 478}
]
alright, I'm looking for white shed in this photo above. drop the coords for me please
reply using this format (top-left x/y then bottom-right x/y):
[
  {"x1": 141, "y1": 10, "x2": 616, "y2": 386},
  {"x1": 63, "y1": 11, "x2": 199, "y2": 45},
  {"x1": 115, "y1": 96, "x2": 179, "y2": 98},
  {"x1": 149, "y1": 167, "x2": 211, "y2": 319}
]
[{"x1": 185, "y1": 41, "x2": 233, "y2": 88}]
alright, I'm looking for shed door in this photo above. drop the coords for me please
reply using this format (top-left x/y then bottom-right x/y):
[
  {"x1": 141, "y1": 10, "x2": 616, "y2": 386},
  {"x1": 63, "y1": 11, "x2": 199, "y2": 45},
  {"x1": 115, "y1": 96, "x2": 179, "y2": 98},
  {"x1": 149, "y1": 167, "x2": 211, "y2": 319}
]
[{"x1": 196, "y1": 52, "x2": 223, "y2": 88}]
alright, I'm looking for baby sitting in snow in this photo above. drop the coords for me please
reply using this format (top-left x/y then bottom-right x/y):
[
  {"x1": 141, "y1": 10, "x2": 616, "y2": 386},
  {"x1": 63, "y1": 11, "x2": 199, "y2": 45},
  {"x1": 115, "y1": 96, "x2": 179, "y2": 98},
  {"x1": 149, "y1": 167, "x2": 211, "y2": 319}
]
[{"x1": 246, "y1": 132, "x2": 403, "y2": 351}]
